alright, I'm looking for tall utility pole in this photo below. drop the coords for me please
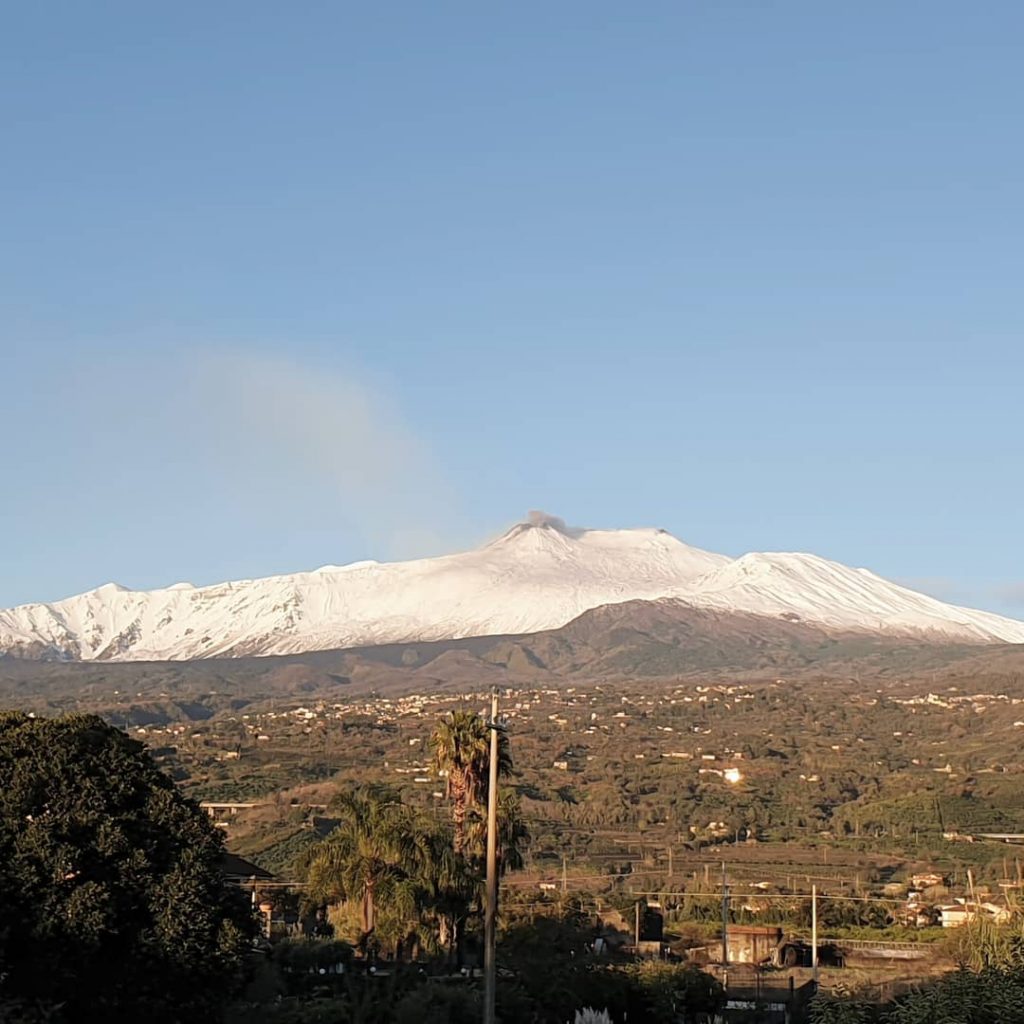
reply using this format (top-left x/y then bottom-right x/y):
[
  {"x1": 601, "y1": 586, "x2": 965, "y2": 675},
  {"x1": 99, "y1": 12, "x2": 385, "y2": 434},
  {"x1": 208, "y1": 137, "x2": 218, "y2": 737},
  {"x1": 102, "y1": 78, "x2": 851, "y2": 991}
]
[
  {"x1": 721, "y1": 862, "x2": 729, "y2": 971},
  {"x1": 483, "y1": 689, "x2": 501, "y2": 1024}
]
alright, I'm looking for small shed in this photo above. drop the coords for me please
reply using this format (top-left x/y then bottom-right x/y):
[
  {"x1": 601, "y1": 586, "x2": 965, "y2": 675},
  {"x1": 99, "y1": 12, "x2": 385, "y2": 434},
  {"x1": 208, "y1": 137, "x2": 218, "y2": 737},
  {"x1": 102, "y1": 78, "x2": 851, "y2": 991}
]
[{"x1": 726, "y1": 926, "x2": 783, "y2": 964}]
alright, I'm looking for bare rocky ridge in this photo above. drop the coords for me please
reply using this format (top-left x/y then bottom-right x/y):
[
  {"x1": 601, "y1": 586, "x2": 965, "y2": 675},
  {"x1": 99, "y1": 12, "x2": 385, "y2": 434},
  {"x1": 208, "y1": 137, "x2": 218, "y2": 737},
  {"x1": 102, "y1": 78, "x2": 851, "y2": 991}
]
[{"x1": 4, "y1": 599, "x2": 1023, "y2": 724}]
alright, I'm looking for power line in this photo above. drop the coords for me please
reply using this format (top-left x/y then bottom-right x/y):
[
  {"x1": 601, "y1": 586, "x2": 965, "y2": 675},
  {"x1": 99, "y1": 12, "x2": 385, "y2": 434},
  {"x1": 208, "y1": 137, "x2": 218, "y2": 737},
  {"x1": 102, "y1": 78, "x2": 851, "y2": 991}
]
[{"x1": 628, "y1": 891, "x2": 943, "y2": 906}]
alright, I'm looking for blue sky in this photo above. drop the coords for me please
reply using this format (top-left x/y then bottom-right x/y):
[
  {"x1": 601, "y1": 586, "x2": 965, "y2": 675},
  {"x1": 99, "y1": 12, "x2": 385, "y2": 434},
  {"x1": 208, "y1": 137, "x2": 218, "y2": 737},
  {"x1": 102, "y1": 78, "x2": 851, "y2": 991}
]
[{"x1": 2, "y1": 2, "x2": 1022, "y2": 614}]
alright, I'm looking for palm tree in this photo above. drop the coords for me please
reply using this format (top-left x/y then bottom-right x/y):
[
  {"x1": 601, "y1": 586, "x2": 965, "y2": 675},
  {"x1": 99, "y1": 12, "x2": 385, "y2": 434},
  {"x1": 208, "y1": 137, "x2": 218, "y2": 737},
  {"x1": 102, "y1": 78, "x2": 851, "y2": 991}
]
[
  {"x1": 430, "y1": 709, "x2": 512, "y2": 855},
  {"x1": 466, "y1": 788, "x2": 530, "y2": 921},
  {"x1": 304, "y1": 786, "x2": 429, "y2": 948},
  {"x1": 465, "y1": 789, "x2": 530, "y2": 876},
  {"x1": 495, "y1": 789, "x2": 530, "y2": 874},
  {"x1": 415, "y1": 822, "x2": 480, "y2": 963}
]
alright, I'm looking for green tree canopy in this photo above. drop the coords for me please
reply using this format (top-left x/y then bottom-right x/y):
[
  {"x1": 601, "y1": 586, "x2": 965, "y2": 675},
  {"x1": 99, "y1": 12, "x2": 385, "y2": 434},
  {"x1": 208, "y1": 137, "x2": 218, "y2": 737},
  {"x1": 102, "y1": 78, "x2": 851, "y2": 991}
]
[
  {"x1": 0, "y1": 712, "x2": 252, "y2": 1023},
  {"x1": 304, "y1": 786, "x2": 440, "y2": 952}
]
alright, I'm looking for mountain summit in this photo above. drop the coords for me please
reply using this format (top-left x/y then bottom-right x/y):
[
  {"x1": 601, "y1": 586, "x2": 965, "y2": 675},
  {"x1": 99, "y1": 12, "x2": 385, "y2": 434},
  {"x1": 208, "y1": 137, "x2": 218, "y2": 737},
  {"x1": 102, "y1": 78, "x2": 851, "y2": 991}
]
[{"x1": 2, "y1": 515, "x2": 1023, "y2": 661}]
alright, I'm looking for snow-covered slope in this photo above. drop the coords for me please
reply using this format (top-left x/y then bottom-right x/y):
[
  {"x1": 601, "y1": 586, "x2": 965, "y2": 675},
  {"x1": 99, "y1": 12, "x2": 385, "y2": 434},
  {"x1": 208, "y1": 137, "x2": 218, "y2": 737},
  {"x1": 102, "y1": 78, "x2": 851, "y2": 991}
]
[
  {"x1": 686, "y1": 552, "x2": 1024, "y2": 643},
  {"x1": 0, "y1": 513, "x2": 728, "y2": 660},
  {"x1": 2, "y1": 511, "x2": 1022, "y2": 661}
]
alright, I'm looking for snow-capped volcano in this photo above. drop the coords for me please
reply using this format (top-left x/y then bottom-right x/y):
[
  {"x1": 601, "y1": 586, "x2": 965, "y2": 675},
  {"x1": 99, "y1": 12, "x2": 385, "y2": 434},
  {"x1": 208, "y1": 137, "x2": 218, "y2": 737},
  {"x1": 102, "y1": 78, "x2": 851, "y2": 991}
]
[{"x1": 2, "y1": 512, "x2": 1023, "y2": 661}]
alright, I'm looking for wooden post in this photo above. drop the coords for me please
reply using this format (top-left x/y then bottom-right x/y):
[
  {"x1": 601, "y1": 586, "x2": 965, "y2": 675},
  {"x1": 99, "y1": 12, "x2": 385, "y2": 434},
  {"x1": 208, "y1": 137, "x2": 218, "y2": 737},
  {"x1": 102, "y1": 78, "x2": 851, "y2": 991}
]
[
  {"x1": 811, "y1": 885, "x2": 818, "y2": 981},
  {"x1": 721, "y1": 862, "x2": 729, "y2": 969},
  {"x1": 483, "y1": 689, "x2": 500, "y2": 1024}
]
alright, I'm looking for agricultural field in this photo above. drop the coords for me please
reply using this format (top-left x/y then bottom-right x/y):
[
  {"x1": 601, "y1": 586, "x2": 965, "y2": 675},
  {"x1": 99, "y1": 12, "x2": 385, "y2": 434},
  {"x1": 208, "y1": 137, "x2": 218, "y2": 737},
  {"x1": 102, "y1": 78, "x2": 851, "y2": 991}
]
[{"x1": 111, "y1": 671, "x2": 1024, "y2": 927}]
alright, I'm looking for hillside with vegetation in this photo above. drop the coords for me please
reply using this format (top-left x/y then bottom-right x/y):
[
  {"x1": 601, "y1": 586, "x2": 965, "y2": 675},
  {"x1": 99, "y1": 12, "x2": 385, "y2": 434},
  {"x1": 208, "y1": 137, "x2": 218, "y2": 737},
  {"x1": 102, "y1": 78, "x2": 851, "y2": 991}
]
[{"x1": 4, "y1": 599, "x2": 1024, "y2": 726}]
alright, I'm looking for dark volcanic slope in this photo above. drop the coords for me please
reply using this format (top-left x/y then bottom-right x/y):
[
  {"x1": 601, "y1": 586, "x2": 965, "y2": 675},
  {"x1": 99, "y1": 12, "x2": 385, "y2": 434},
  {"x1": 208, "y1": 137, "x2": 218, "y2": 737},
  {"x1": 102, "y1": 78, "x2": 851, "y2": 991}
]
[{"x1": 2, "y1": 599, "x2": 1022, "y2": 723}]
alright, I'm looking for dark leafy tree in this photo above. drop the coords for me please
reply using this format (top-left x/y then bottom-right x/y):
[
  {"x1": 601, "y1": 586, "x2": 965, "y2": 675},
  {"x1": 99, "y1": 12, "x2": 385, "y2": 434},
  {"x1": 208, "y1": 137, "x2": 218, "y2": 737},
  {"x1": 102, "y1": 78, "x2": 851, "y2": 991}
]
[
  {"x1": 626, "y1": 960, "x2": 726, "y2": 1023},
  {"x1": 0, "y1": 712, "x2": 252, "y2": 1024}
]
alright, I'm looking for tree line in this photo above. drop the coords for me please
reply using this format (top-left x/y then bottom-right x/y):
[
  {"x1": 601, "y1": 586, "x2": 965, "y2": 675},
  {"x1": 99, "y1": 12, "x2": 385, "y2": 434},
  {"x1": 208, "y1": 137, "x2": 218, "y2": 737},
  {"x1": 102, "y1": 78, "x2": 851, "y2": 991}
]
[{"x1": 4, "y1": 707, "x2": 1024, "y2": 1024}]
